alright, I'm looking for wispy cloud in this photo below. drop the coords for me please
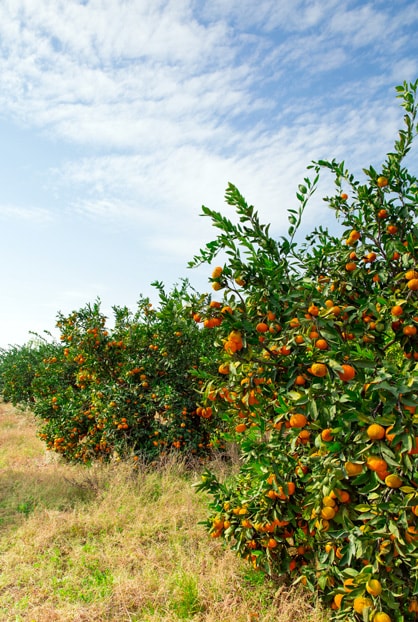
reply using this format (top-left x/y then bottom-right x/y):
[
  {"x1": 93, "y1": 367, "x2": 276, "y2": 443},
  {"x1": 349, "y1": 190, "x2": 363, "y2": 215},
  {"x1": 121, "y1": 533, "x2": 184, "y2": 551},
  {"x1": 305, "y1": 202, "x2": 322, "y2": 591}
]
[
  {"x1": 0, "y1": 203, "x2": 54, "y2": 223},
  {"x1": 0, "y1": 0, "x2": 417, "y2": 346}
]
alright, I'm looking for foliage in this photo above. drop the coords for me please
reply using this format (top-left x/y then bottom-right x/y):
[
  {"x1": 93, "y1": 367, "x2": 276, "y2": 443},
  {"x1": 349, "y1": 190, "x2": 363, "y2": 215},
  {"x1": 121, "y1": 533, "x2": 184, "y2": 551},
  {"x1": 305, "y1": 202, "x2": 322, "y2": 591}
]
[
  {"x1": 0, "y1": 336, "x2": 60, "y2": 407},
  {"x1": 0, "y1": 282, "x2": 221, "y2": 463},
  {"x1": 193, "y1": 81, "x2": 418, "y2": 621}
]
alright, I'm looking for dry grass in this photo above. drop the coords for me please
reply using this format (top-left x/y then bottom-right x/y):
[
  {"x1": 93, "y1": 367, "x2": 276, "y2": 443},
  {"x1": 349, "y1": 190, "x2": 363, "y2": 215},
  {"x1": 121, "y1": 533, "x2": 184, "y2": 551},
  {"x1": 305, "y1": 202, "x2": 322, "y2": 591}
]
[{"x1": 0, "y1": 402, "x2": 328, "y2": 622}]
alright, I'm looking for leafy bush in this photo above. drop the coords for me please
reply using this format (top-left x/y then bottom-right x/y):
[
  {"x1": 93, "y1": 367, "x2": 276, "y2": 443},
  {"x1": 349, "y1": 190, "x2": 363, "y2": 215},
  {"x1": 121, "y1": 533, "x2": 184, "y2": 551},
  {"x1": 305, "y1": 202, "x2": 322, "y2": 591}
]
[
  {"x1": 29, "y1": 281, "x2": 221, "y2": 463},
  {"x1": 0, "y1": 336, "x2": 60, "y2": 407},
  {"x1": 194, "y1": 81, "x2": 418, "y2": 621}
]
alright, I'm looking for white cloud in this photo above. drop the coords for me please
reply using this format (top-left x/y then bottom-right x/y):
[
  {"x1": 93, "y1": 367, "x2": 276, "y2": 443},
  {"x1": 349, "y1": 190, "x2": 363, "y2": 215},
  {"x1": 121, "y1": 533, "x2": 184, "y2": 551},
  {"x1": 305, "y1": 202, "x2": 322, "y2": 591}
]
[
  {"x1": 0, "y1": 0, "x2": 417, "y2": 349},
  {"x1": 0, "y1": 203, "x2": 54, "y2": 223}
]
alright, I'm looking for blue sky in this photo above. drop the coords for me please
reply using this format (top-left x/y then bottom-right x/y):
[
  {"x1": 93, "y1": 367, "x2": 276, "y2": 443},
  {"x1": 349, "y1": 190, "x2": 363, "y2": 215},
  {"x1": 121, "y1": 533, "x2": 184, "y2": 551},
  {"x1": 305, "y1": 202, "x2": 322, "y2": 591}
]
[{"x1": 0, "y1": 0, "x2": 417, "y2": 348}]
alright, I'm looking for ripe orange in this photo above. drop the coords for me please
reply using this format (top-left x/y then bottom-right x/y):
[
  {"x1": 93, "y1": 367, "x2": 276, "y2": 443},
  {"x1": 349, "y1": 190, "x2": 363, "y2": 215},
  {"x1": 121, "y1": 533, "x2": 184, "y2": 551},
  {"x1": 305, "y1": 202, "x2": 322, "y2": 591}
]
[
  {"x1": 377, "y1": 176, "x2": 388, "y2": 187},
  {"x1": 321, "y1": 506, "x2": 336, "y2": 520},
  {"x1": 387, "y1": 224, "x2": 398, "y2": 235},
  {"x1": 256, "y1": 322, "x2": 269, "y2": 333},
  {"x1": 367, "y1": 423, "x2": 386, "y2": 440},
  {"x1": 391, "y1": 305, "x2": 403, "y2": 316},
  {"x1": 212, "y1": 281, "x2": 223, "y2": 291},
  {"x1": 385, "y1": 473, "x2": 402, "y2": 488},
  {"x1": 407, "y1": 278, "x2": 418, "y2": 290},
  {"x1": 235, "y1": 423, "x2": 247, "y2": 433},
  {"x1": 403, "y1": 325, "x2": 417, "y2": 336},
  {"x1": 211, "y1": 266, "x2": 223, "y2": 279},
  {"x1": 338, "y1": 364, "x2": 356, "y2": 381},
  {"x1": 315, "y1": 338, "x2": 328, "y2": 350},
  {"x1": 367, "y1": 456, "x2": 388, "y2": 473},
  {"x1": 289, "y1": 413, "x2": 308, "y2": 428},
  {"x1": 345, "y1": 461, "x2": 363, "y2": 476},
  {"x1": 340, "y1": 193, "x2": 348, "y2": 200},
  {"x1": 405, "y1": 270, "x2": 418, "y2": 280},
  {"x1": 333, "y1": 593, "x2": 344, "y2": 609},
  {"x1": 294, "y1": 374, "x2": 307, "y2": 386},
  {"x1": 378, "y1": 208, "x2": 388, "y2": 219},
  {"x1": 310, "y1": 363, "x2": 327, "y2": 377},
  {"x1": 353, "y1": 596, "x2": 372, "y2": 614},
  {"x1": 345, "y1": 261, "x2": 357, "y2": 271},
  {"x1": 373, "y1": 613, "x2": 391, "y2": 622},
  {"x1": 308, "y1": 304, "x2": 319, "y2": 316},
  {"x1": 218, "y1": 363, "x2": 230, "y2": 375},
  {"x1": 349, "y1": 230, "x2": 361, "y2": 242},
  {"x1": 321, "y1": 428, "x2": 333, "y2": 442},
  {"x1": 366, "y1": 578, "x2": 382, "y2": 596},
  {"x1": 298, "y1": 429, "x2": 311, "y2": 444}
]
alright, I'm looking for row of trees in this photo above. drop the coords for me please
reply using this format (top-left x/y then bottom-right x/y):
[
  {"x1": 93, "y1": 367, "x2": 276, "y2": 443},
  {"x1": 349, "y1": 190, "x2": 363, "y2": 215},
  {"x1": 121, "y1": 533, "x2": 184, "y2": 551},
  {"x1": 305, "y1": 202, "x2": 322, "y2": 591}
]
[{"x1": 1, "y1": 81, "x2": 417, "y2": 621}]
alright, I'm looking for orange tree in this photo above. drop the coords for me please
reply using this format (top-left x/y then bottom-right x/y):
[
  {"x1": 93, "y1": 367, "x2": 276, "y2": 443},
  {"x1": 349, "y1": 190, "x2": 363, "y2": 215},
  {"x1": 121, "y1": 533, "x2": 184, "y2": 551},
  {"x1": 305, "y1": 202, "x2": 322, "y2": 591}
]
[
  {"x1": 0, "y1": 336, "x2": 61, "y2": 407},
  {"x1": 30, "y1": 281, "x2": 220, "y2": 463},
  {"x1": 192, "y1": 81, "x2": 418, "y2": 621}
]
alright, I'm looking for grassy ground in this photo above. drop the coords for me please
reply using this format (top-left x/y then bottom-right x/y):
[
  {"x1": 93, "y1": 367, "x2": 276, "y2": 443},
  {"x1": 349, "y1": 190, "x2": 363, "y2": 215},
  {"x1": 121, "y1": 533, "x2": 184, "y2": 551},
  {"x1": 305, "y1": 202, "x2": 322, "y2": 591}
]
[{"x1": 0, "y1": 401, "x2": 328, "y2": 622}]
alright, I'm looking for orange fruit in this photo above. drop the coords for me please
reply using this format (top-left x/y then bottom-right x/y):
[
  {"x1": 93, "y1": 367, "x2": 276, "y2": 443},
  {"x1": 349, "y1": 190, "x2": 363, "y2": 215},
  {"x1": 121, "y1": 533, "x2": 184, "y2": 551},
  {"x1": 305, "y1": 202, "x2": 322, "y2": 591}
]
[
  {"x1": 289, "y1": 413, "x2": 308, "y2": 428},
  {"x1": 345, "y1": 261, "x2": 357, "y2": 271},
  {"x1": 298, "y1": 429, "x2": 311, "y2": 444},
  {"x1": 333, "y1": 593, "x2": 344, "y2": 609},
  {"x1": 308, "y1": 304, "x2": 319, "y2": 316},
  {"x1": 294, "y1": 374, "x2": 307, "y2": 386},
  {"x1": 256, "y1": 322, "x2": 269, "y2": 333},
  {"x1": 373, "y1": 614, "x2": 391, "y2": 622},
  {"x1": 310, "y1": 363, "x2": 327, "y2": 377},
  {"x1": 212, "y1": 281, "x2": 223, "y2": 291},
  {"x1": 378, "y1": 208, "x2": 388, "y2": 218},
  {"x1": 211, "y1": 266, "x2": 223, "y2": 278},
  {"x1": 353, "y1": 596, "x2": 372, "y2": 614},
  {"x1": 367, "y1": 423, "x2": 386, "y2": 440},
  {"x1": 407, "y1": 278, "x2": 418, "y2": 290},
  {"x1": 338, "y1": 364, "x2": 356, "y2": 381},
  {"x1": 321, "y1": 506, "x2": 336, "y2": 520},
  {"x1": 384, "y1": 473, "x2": 402, "y2": 488},
  {"x1": 335, "y1": 489, "x2": 350, "y2": 503},
  {"x1": 366, "y1": 578, "x2": 382, "y2": 596},
  {"x1": 315, "y1": 338, "x2": 328, "y2": 350},
  {"x1": 340, "y1": 193, "x2": 348, "y2": 200},
  {"x1": 367, "y1": 456, "x2": 388, "y2": 472},
  {"x1": 235, "y1": 423, "x2": 247, "y2": 433},
  {"x1": 377, "y1": 176, "x2": 388, "y2": 187},
  {"x1": 403, "y1": 325, "x2": 417, "y2": 336},
  {"x1": 345, "y1": 461, "x2": 363, "y2": 476},
  {"x1": 321, "y1": 428, "x2": 333, "y2": 442},
  {"x1": 218, "y1": 363, "x2": 230, "y2": 375},
  {"x1": 267, "y1": 538, "x2": 278, "y2": 549},
  {"x1": 391, "y1": 305, "x2": 403, "y2": 316},
  {"x1": 349, "y1": 230, "x2": 361, "y2": 241},
  {"x1": 405, "y1": 270, "x2": 418, "y2": 280}
]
